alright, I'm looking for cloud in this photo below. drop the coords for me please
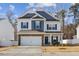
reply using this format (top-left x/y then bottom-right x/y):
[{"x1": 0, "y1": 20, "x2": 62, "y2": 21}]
[
  {"x1": 8, "y1": 5, "x2": 15, "y2": 11},
  {"x1": 0, "y1": 6, "x2": 2, "y2": 10},
  {"x1": 42, "y1": 3, "x2": 56, "y2": 7},
  {"x1": 27, "y1": 3, "x2": 56, "y2": 11},
  {"x1": 14, "y1": 15, "x2": 18, "y2": 18},
  {"x1": 28, "y1": 3, "x2": 56, "y2": 8},
  {"x1": 71, "y1": 3, "x2": 75, "y2": 5},
  {"x1": 28, "y1": 3, "x2": 35, "y2": 7}
]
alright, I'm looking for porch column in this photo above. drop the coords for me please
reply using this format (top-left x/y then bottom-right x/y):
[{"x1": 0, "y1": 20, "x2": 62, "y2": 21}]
[
  {"x1": 18, "y1": 35, "x2": 20, "y2": 46},
  {"x1": 60, "y1": 34, "x2": 63, "y2": 44},
  {"x1": 42, "y1": 34, "x2": 44, "y2": 46},
  {"x1": 49, "y1": 34, "x2": 52, "y2": 45}
]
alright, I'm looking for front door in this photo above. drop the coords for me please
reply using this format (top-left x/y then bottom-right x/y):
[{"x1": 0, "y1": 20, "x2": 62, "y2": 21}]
[{"x1": 45, "y1": 36, "x2": 49, "y2": 45}]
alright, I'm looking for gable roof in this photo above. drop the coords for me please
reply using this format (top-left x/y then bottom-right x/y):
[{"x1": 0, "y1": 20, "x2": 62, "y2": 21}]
[
  {"x1": 36, "y1": 11, "x2": 58, "y2": 21},
  {"x1": 18, "y1": 10, "x2": 59, "y2": 21},
  {"x1": 19, "y1": 13, "x2": 36, "y2": 19}
]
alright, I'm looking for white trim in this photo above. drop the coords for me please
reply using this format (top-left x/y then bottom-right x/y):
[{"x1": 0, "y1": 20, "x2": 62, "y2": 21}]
[{"x1": 31, "y1": 12, "x2": 46, "y2": 19}]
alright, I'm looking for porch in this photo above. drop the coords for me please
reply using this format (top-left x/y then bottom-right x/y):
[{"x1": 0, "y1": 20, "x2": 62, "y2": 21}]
[{"x1": 42, "y1": 33, "x2": 63, "y2": 46}]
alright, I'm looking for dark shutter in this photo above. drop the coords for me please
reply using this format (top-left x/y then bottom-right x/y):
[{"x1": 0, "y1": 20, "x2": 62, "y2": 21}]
[
  {"x1": 34, "y1": 21, "x2": 35, "y2": 29},
  {"x1": 27, "y1": 22, "x2": 28, "y2": 28},
  {"x1": 47, "y1": 24, "x2": 49, "y2": 30},
  {"x1": 51, "y1": 36, "x2": 53, "y2": 44},
  {"x1": 21, "y1": 22, "x2": 23, "y2": 28},
  {"x1": 40, "y1": 21, "x2": 41, "y2": 29}
]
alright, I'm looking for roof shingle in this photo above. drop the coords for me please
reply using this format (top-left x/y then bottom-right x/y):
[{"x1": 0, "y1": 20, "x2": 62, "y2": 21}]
[{"x1": 36, "y1": 11, "x2": 59, "y2": 21}]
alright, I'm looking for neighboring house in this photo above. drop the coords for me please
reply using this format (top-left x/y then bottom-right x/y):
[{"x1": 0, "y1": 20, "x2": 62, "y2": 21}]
[
  {"x1": 77, "y1": 25, "x2": 79, "y2": 39},
  {"x1": 0, "y1": 17, "x2": 14, "y2": 46},
  {"x1": 72, "y1": 25, "x2": 79, "y2": 44},
  {"x1": 17, "y1": 10, "x2": 63, "y2": 46}
]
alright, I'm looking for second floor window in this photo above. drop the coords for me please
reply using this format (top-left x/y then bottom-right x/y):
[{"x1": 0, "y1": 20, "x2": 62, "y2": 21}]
[
  {"x1": 21, "y1": 22, "x2": 28, "y2": 28},
  {"x1": 47, "y1": 24, "x2": 57, "y2": 30},
  {"x1": 35, "y1": 21, "x2": 40, "y2": 29}
]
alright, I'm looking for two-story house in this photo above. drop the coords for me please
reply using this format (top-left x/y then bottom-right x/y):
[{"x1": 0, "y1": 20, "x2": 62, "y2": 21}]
[{"x1": 17, "y1": 10, "x2": 63, "y2": 46}]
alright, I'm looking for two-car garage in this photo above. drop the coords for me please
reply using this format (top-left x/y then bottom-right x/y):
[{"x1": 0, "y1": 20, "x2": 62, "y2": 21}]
[{"x1": 18, "y1": 35, "x2": 43, "y2": 46}]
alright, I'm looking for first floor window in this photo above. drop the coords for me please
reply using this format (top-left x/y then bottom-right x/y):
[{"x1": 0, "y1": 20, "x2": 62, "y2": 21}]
[{"x1": 21, "y1": 22, "x2": 28, "y2": 28}]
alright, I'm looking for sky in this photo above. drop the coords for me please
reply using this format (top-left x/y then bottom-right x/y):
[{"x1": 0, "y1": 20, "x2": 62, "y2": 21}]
[{"x1": 0, "y1": 3, "x2": 73, "y2": 24}]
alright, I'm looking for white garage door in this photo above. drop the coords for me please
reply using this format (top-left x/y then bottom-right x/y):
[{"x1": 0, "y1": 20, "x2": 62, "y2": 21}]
[{"x1": 21, "y1": 36, "x2": 42, "y2": 46}]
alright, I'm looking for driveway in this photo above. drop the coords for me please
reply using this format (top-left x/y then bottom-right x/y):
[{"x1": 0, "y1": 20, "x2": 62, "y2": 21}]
[
  {"x1": 0, "y1": 46, "x2": 79, "y2": 56},
  {"x1": 0, "y1": 46, "x2": 42, "y2": 56}
]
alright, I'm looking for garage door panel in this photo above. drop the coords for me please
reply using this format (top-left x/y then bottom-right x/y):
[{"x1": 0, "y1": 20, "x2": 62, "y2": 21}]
[{"x1": 21, "y1": 36, "x2": 42, "y2": 46}]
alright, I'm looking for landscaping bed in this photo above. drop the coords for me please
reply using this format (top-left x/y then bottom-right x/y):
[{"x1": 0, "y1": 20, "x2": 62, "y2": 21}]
[
  {"x1": 0, "y1": 46, "x2": 18, "y2": 52},
  {"x1": 0, "y1": 46, "x2": 10, "y2": 52},
  {"x1": 42, "y1": 46, "x2": 79, "y2": 53}
]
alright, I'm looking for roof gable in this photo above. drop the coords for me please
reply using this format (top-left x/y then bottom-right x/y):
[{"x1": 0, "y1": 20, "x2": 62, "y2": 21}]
[
  {"x1": 19, "y1": 13, "x2": 36, "y2": 19},
  {"x1": 36, "y1": 11, "x2": 59, "y2": 21},
  {"x1": 18, "y1": 10, "x2": 59, "y2": 21},
  {"x1": 32, "y1": 15, "x2": 44, "y2": 19},
  {"x1": 32, "y1": 12, "x2": 45, "y2": 19}
]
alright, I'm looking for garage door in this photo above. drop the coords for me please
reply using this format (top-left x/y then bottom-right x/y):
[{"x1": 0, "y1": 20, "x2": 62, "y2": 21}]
[{"x1": 20, "y1": 36, "x2": 42, "y2": 46}]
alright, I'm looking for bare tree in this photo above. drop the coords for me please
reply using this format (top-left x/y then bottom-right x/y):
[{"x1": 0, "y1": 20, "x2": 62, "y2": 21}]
[
  {"x1": 6, "y1": 6, "x2": 17, "y2": 41},
  {"x1": 69, "y1": 3, "x2": 79, "y2": 25},
  {"x1": 55, "y1": 9, "x2": 66, "y2": 46},
  {"x1": 69, "y1": 3, "x2": 79, "y2": 35},
  {"x1": 55, "y1": 9, "x2": 66, "y2": 35}
]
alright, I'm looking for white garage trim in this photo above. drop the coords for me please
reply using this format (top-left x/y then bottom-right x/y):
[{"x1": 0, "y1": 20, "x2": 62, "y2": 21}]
[{"x1": 18, "y1": 35, "x2": 43, "y2": 46}]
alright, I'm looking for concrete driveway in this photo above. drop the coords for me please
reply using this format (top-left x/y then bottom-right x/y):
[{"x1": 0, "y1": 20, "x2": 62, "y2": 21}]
[
  {"x1": 0, "y1": 46, "x2": 79, "y2": 56},
  {"x1": 0, "y1": 46, "x2": 42, "y2": 56}
]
